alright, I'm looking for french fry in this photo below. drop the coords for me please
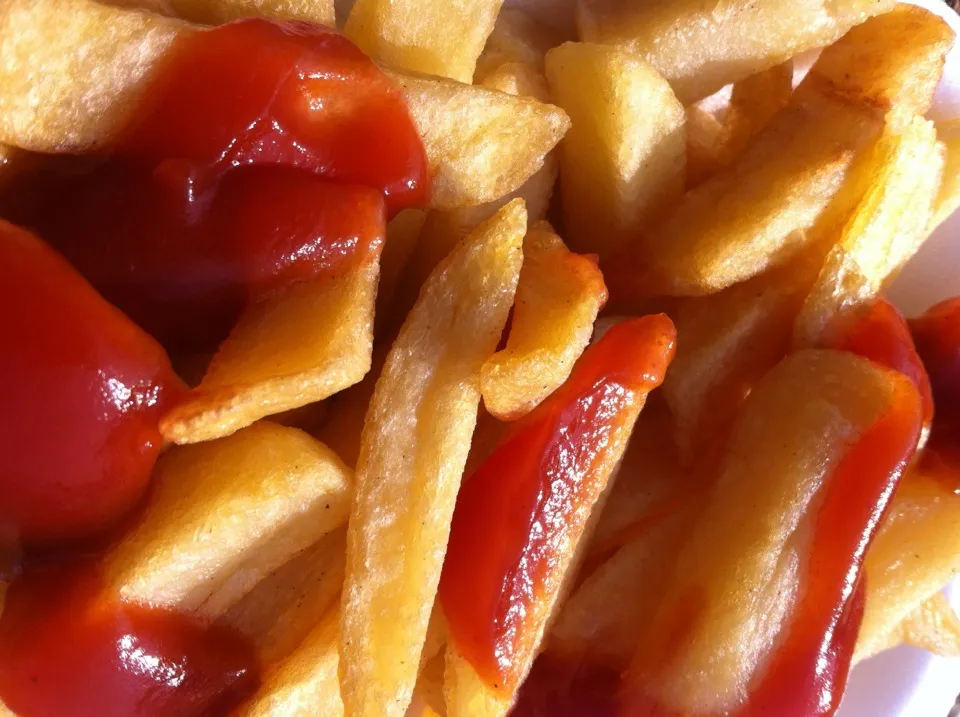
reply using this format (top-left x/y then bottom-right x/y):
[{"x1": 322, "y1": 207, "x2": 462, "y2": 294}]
[
  {"x1": 686, "y1": 62, "x2": 794, "y2": 188},
  {"x1": 103, "y1": 422, "x2": 352, "y2": 621},
  {"x1": 623, "y1": 350, "x2": 922, "y2": 716},
  {"x1": 577, "y1": 0, "x2": 895, "y2": 104},
  {"x1": 409, "y1": 653, "x2": 446, "y2": 717},
  {"x1": 161, "y1": 259, "x2": 380, "y2": 444},
  {"x1": 340, "y1": 200, "x2": 525, "y2": 717},
  {"x1": 855, "y1": 470, "x2": 960, "y2": 661},
  {"x1": 481, "y1": 222, "x2": 607, "y2": 420},
  {"x1": 440, "y1": 316, "x2": 676, "y2": 717},
  {"x1": 931, "y1": 118, "x2": 960, "y2": 231},
  {"x1": 663, "y1": 257, "x2": 818, "y2": 464},
  {"x1": 160, "y1": 0, "x2": 335, "y2": 25},
  {"x1": 0, "y1": 0, "x2": 569, "y2": 211},
  {"x1": 545, "y1": 41, "x2": 685, "y2": 257},
  {"x1": 235, "y1": 604, "x2": 345, "y2": 717},
  {"x1": 500, "y1": 0, "x2": 578, "y2": 40},
  {"x1": 378, "y1": 209, "x2": 427, "y2": 330},
  {"x1": 219, "y1": 528, "x2": 347, "y2": 665},
  {"x1": 473, "y1": 8, "x2": 559, "y2": 84},
  {"x1": 858, "y1": 592, "x2": 960, "y2": 661},
  {"x1": 794, "y1": 118, "x2": 945, "y2": 349},
  {"x1": 344, "y1": 0, "x2": 504, "y2": 83}
]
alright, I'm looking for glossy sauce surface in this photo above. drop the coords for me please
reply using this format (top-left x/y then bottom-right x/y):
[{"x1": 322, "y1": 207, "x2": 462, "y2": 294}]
[
  {"x1": 32, "y1": 19, "x2": 425, "y2": 353},
  {"x1": 440, "y1": 316, "x2": 676, "y2": 692},
  {"x1": 0, "y1": 565, "x2": 257, "y2": 717},
  {"x1": 0, "y1": 220, "x2": 182, "y2": 546}
]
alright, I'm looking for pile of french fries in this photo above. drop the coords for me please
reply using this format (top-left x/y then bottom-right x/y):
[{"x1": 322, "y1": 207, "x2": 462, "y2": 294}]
[{"x1": 1, "y1": 0, "x2": 959, "y2": 716}]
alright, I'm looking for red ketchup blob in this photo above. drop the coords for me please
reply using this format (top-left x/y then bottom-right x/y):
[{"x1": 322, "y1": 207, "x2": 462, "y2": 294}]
[
  {"x1": 910, "y1": 297, "x2": 960, "y2": 493},
  {"x1": 0, "y1": 565, "x2": 257, "y2": 717},
  {"x1": 0, "y1": 220, "x2": 182, "y2": 546},
  {"x1": 31, "y1": 18, "x2": 425, "y2": 353},
  {"x1": 440, "y1": 316, "x2": 677, "y2": 693}
]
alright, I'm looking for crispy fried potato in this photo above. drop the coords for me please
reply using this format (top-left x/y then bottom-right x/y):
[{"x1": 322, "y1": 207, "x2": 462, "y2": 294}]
[
  {"x1": 388, "y1": 70, "x2": 568, "y2": 210},
  {"x1": 627, "y1": 350, "x2": 918, "y2": 715},
  {"x1": 161, "y1": 260, "x2": 379, "y2": 444},
  {"x1": 686, "y1": 62, "x2": 794, "y2": 187},
  {"x1": 794, "y1": 118, "x2": 944, "y2": 348},
  {"x1": 378, "y1": 210, "x2": 427, "y2": 323},
  {"x1": 932, "y1": 118, "x2": 960, "y2": 231},
  {"x1": 344, "y1": 0, "x2": 504, "y2": 82},
  {"x1": 103, "y1": 423, "x2": 351, "y2": 621},
  {"x1": 577, "y1": 0, "x2": 895, "y2": 104},
  {"x1": 545, "y1": 41, "x2": 685, "y2": 256},
  {"x1": 860, "y1": 592, "x2": 960, "y2": 660},
  {"x1": 474, "y1": 8, "x2": 557, "y2": 83},
  {"x1": 502, "y1": 0, "x2": 577, "y2": 40},
  {"x1": 809, "y1": 5, "x2": 955, "y2": 125},
  {"x1": 219, "y1": 528, "x2": 346, "y2": 665},
  {"x1": 480, "y1": 223, "x2": 606, "y2": 420},
  {"x1": 162, "y1": 0, "x2": 334, "y2": 25},
  {"x1": 0, "y1": 0, "x2": 568, "y2": 211},
  {"x1": 340, "y1": 201, "x2": 525, "y2": 717},
  {"x1": 236, "y1": 604, "x2": 345, "y2": 717},
  {"x1": 855, "y1": 470, "x2": 960, "y2": 661},
  {"x1": 664, "y1": 258, "x2": 818, "y2": 464},
  {"x1": 408, "y1": 653, "x2": 446, "y2": 717}
]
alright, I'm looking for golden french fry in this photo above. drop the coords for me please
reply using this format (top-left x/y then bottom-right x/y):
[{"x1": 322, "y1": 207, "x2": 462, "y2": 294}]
[
  {"x1": 160, "y1": 0, "x2": 335, "y2": 25},
  {"x1": 626, "y1": 350, "x2": 920, "y2": 715},
  {"x1": 794, "y1": 118, "x2": 944, "y2": 348},
  {"x1": 235, "y1": 604, "x2": 345, "y2": 717},
  {"x1": 809, "y1": 4, "x2": 955, "y2": 125},
  {"x1": 481, "y1": 222, "x2": 606, "y2": 420},
  {"x1": 664, "y1": 258, "x2": 817, "y2": 464},
  {"x1": 161, "y1": 260, "x2": 379, "y2": 444},
  {"x1": 0, "y1": 0, "x2": 568, "y2": 211},
  {"x1": 855, "y1": 470, "x2": 960, "y2": 661},
  {"x1": 931, "y1": 118, "x2": 960, "y2": 231},
  {"x1": 686, "y1": 62, "x2": 794, "y2": 187},
  {"x1": 388, "y1": 70, "x2": 568, "y2": 210},
  {"x1": 344, "y1": 0, "x2": 504, "y2": 82},
  {"x1": 340, "y1": 200, "x2": 525, "y2": 717},
  {"x1": 545, "y1": 41, "x2": 685, "y2": 256},
  {"x1": 219, "y1": 528, "x2": 346, "y2": 665},
  {"x1": 474, "y1": 8, "x2": 558, "y2": 86},
  {"x1": 577, "y1": 0, "x2": 895, "y2": 104},
  {"x1": 897, "y1": 593, "x2": 960, "y2": 657},
  {"x1": 378, "y1": 209, "x2": 427, "y2": 327},
  {"x1": 408, "y1": 653, "x2": 446, "y2": 717},
  {"x1": 103, "y1": 423, "x2": 351, "y2": 621}
]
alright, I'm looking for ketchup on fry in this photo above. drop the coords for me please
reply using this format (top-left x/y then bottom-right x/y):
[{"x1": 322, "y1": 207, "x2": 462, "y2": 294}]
[
  {"x1": 0, "y1": 220, "x2": 182, "y2": 546},
  {"x1": 439, "y1": 316, "x2": 676, "y2": 692},
  {"x1": 28, "y1": 18, "x2": 426, "y2": 353}
]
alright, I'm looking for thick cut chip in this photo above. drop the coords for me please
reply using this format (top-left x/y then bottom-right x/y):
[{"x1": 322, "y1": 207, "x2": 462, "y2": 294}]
[
  {"x1": 473, "y1": 8, "x2": 559, "y2": 83},
  {"x1": 388, "y1": 70, "x2": 568, "y2": 210},
  {"x1": 794, "y1": 118, "x2": 945, "y2": 348},
  {"x1": 103, "y1": 423, "x2": 351, "y2": 621},
  {"x1": 686, "y1": 62, "x2": 794, "y2": 187},
  {"x1": 220, "y1": 528, "x2": 347, "y2": 665},
  {"x1": 545, "y1": 42, "x2": 685, "y2": 257},
  {"x1": 577, "y1": 0, "x2": 895, "y2": 104},
  {"x1": 624, "y1": 350, "x2": 921, "y2": 716},
  {"x1": 161, "y1": 0, "x2": 334, "y2": 25},
  {"x1": 664, "y1": 258, "x2": 818, "y2": 464},
  {"x1": 932, "y1": 118, "x2": 960, "y2": 231},
  {"x1": 378, "y1": 209, "x2": 427, "y2": 330},
  {"x1": 344, "y1": 0, "x2": 504, "y2": 82},
  {"x1": 235, "y1": 604, "x2": 345, "y2": 717},
  {"x1": 481, "y1": 222, "x2": 606, "y2": 420},
  {"x1": 0, "y1": 0, "x2": 568, "y2": 211},
  {"x1": 855, "y1": 470, "x2": 960, "y2": 661},
  {"x1": 161, "y1": 260, "x2": 380, "y2": 444},
  {"x1": 858, "y1": 592, "x2": 960, "y2": 661},
  {"x1": 340, "y1": 200, "x2": 525, "y2": 717}
]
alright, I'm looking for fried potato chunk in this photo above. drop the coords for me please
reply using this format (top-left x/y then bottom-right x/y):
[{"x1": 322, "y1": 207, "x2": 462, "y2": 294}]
[
  {"x1": 855, "y1": 470, "x2": 960, "y2": 661},
  {"x1": 161, "y1": 260, "x2": 380, "y2": 444},
  {"x1": 794, "y1": 118, "x2": 945, "y2": 348},
  {"x1": 481, "y1": 222, "x2": 606, "y2": 420},
  {"x1": 103, "y1": 423, "x2": 351, "y2": 621},
  {"x1": 545, "y1": 41, "x2": 685, "y2": 256},
  {"x1": 932, "y1": 118, "x2": 960, "y2": 231},
  {"x1": 345, "y1": 0, "x2": 503, "y2": 82},
  {"x1": 340, "y1": 201, "x2": 525, "y2": 717},
  {"x1": 0, "y1": 0, "x2": 569, "y2": 210},
  {"x1": 162, "y1": 0, "x2": 334, "y2": 25},
  {"x1": 577, "y1": 0, "x2": 895, "y2": 104}
]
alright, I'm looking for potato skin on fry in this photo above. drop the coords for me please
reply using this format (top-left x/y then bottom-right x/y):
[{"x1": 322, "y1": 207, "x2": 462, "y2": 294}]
[{"x1": 340, "y1": 200, "x2": 525, "y2": 717}]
